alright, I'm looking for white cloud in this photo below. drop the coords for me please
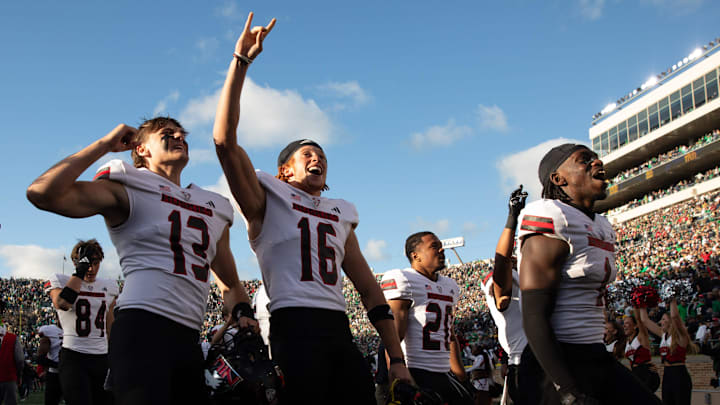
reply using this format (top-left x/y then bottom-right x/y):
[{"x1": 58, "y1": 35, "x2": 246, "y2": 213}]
[
  {"x1": 410, "y1": 119, "x2": 472, "y2": 149},
  {"x1": 179, "y1": 78, "x2": 335, "y2": 148},
  {"x1": 476, "y1": 104, "x2": 509, "y2": 132},
  {"x1": 0, "y1": 244, "x2": 122, "y2": 280},
  {"x1": 410, "y1": 218, "x2": 450, "y2": 236},
  {"x1": 578, "y1": 0, "x2": 605, "y2": 20},
  {"x1": 363, "y1": 239, "x2": 390, "y2": 261},
  {"x1": 187, "y1": 148, "x2": 216, "y2": 167},
  {"x1": 217, "y1": 1, "x2": 240, "y2": 18},
  {"x1": 153, "y1": 90, "x2": 180, "y2": 116},
  {"x1": 316, "y1": 81, "x2": 371, "y2": 110},
  {"x1": 496, "y1": 138, "x2": 588, "y2": 200},
  {"x1": 203, "y1": 175, "x2": 246, "y2": 228}
]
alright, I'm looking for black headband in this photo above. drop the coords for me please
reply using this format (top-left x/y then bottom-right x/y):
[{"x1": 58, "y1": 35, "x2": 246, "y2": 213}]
[
  {"x1": 538, "y1": 143, "x2": 588, "y2": 186},
  {"x1": 277, "y1": 139, "x2": 323, "y2": 167}
]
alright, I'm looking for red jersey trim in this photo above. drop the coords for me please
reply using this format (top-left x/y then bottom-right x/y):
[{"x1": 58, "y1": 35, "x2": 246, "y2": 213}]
[
  {"x1": 78, "y1": 291, "x2": 105, "y2": 297},
  {"x1": 427, "y1": 292, "x2": 453, "y2": 302},
  {"x1": 93, "y1": 169, "x2": 110, "y2": 181},
  {"x1": 587, "y1": 236, "x2": 614, "y2": 252},
  {"x1": 520, "y1": 215, "x2": 555, "y2": 234}
]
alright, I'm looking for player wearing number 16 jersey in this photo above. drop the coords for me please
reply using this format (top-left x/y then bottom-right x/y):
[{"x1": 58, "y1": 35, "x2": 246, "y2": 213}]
[
  {"x1": 46, "y1": 240, "x2": 118, "y2": 405},
  {"x1": 381, "y1": 232, "x2": 472, "y2": 405},
  {"x1": 213, "y1": 12, "x2": 413, "y2": 404},
  {"x1": 27, "y1": 116, "x2": 257, "y2": 405}
]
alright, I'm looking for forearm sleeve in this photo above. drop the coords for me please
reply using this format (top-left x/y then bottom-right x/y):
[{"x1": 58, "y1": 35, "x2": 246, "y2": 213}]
[{"x1": 521, "y1": 288, "x2": 577, "y2": 392}]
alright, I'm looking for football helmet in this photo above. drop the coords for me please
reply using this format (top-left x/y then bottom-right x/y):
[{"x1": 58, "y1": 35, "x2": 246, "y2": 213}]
[{"x1": 205, "y1": 328, "x2": 283, "y2": 404}]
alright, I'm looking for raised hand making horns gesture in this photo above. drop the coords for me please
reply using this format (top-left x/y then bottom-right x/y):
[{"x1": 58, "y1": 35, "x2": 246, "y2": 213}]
[{"x1": 235, "y1": 12, "x2": 276, "y2": 62}]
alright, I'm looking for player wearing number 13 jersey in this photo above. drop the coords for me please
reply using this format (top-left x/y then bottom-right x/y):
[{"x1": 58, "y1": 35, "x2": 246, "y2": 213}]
[
  {"x1": 381, "y1": 232, "x2": 472, "y2": 405},
  {"x1": 47, "y1": 240, "x2": 117, "y2": 405},
  {"x1": 213, "y1": 17, "x2": 413, "y2": 403},
  {"x1": 27, "y1": 116, "x2": 257, "y2": 405}
]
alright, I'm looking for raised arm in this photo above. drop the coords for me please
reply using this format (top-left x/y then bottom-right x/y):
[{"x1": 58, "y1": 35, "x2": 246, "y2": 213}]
[
  {"x1": 210, "y1": 225, "x2": 258, "y2": 331},
  {"x1": 342, "y1": 230, "x2": 413, "y2": 384},
  {"x1": 638, "y1": 307, "x2": 662, "y2": 337},
  {"x1": 213, "y1": 12, "x2": 275, "y2": 240},
  {"x1": 492, "y1": 185, "x2": 527, "y2": 310},
  {"x1": 26, "y1": 124, "x2": 135, "y2": 226},
  {"x1": 669, "y1": 298, "x2": 690, "y2": 348},
  {"x1": 634, "y1": 308, "x2": 652, "y2": 348}
]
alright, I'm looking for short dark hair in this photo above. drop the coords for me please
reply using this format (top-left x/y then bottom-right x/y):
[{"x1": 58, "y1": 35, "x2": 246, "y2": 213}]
[
  {"x1": 405, "y1": 231, "x2": 435, "y2": 264},
  {"x1": 70, "y1": 239, "x2": 104, "y2": 265},
  {"x1": 131, "y1": 116, "x2": 184, "y2": 168}
]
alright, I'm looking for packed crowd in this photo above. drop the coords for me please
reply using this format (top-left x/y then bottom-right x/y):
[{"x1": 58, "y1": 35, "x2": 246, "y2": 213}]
[
  {"x1": 607, "y1": 129, "x2": 720, "y2": 188},
  {"x1": 3, "y1": 187, "x2": 720, "y2": 361},
  {"x1": 608, "y1": 165, "x2": 720, "y2": 215}
]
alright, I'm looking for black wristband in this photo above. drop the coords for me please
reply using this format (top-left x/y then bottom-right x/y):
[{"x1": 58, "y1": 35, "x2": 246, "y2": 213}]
[
  {"x1": 368, "y1": 304, "x2": 394, "y2": 326},
  {"x1": 59, "y1": 287, "x2": 79, "y2": 305},
  {"x1": 232, "y1": 302, "x2": 255, "y2": 320},
  {"x1": 505, "y1": 214, "x2": 519, "y2": 230},
  {"x1": 389, "y1": 356, "x2": 405, "y2": 365}
]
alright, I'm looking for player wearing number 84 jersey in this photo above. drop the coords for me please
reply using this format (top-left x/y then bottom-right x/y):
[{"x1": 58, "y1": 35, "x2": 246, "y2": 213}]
[{"x1": 46, "y1": 240, "x2": 118, "y2": 405}]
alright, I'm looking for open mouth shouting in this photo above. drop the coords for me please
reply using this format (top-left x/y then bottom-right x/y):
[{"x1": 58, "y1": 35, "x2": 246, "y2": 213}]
[{"x1": 307, "y1": 166, "x2": 324, "y2": 176}]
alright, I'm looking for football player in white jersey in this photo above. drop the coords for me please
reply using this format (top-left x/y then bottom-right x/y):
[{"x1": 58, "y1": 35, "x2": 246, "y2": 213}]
[
  {"x1": 212, "y1": 12, "x2": 412, "y2": 404},
  {"x1": 381, "y1": 232, "x2": 472, "y2": 405},
  {"x1": 482, "y1": 186, "x2": 543, "y2": 405},
  {"x1": 518, "y1": 144, "x2": 660, "y2": 405},
  {"x1": 37, "y1": 320, "x2": 63, "y2": 405},
  {"x1": 45, "y1": 239, "x2": 117, "y2": 405},
  {"x1": 27, "y1": 116, "x2": 257, "y2": 404}
]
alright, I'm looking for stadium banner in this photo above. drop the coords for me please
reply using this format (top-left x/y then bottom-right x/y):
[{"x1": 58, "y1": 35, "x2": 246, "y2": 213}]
[{"x1": 441, "y1": 236, "x2": 465, "y2": 249}]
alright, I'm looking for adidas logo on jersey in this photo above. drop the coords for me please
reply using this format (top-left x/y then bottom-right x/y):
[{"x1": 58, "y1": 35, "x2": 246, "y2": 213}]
[
  {"x1": 331, "y1": 207, "x2": 341, "y2": 214},
  {"x1": 206, "y1": 201, "x2": 216, "y2": 208}
]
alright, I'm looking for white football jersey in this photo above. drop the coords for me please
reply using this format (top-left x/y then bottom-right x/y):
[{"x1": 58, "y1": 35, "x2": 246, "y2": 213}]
[
  {"x1": 46, "y1": 274, "x2": 119, "y2": 354},
  {"x1": 37, "y1": 324, "x2": 63, "y2": 373},
  {"x1": 247, "y1": 171, "x2": 358, "y2": 313},
  {"x1": 482, "y1": 271, "x2": 527, "y2": 365},
  {"x1": 381, "y1": 268, "x2": 459, "y2": 373},
  {"x1": 252, "y1": 285, "x2": 271, "y2": 347},
  {"x1": 517, "y1": 199, "x2": 617, "y2": 344},
  {"x1": 96, "y1": 160, "x2": 234, "y2": 330}
]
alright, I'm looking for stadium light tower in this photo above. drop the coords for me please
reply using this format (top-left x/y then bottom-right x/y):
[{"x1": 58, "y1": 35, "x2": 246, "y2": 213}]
[{"x1": 441, "y1": 236, "x2": 465, "y2": 265}]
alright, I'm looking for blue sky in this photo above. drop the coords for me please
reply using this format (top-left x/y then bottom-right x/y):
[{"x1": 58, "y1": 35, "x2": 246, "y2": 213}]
[{"x1": 1, "y1": 0, "x2": 718, "y2": 281}]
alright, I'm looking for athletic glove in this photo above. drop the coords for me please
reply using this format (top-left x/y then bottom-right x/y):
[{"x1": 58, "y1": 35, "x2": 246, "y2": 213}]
[
  {"x1": 505, "y1": 185, "x2": 528, "y2": 230},
  {"x1": 73, "y1": 248, "x2": 91, "y2": 279}
]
